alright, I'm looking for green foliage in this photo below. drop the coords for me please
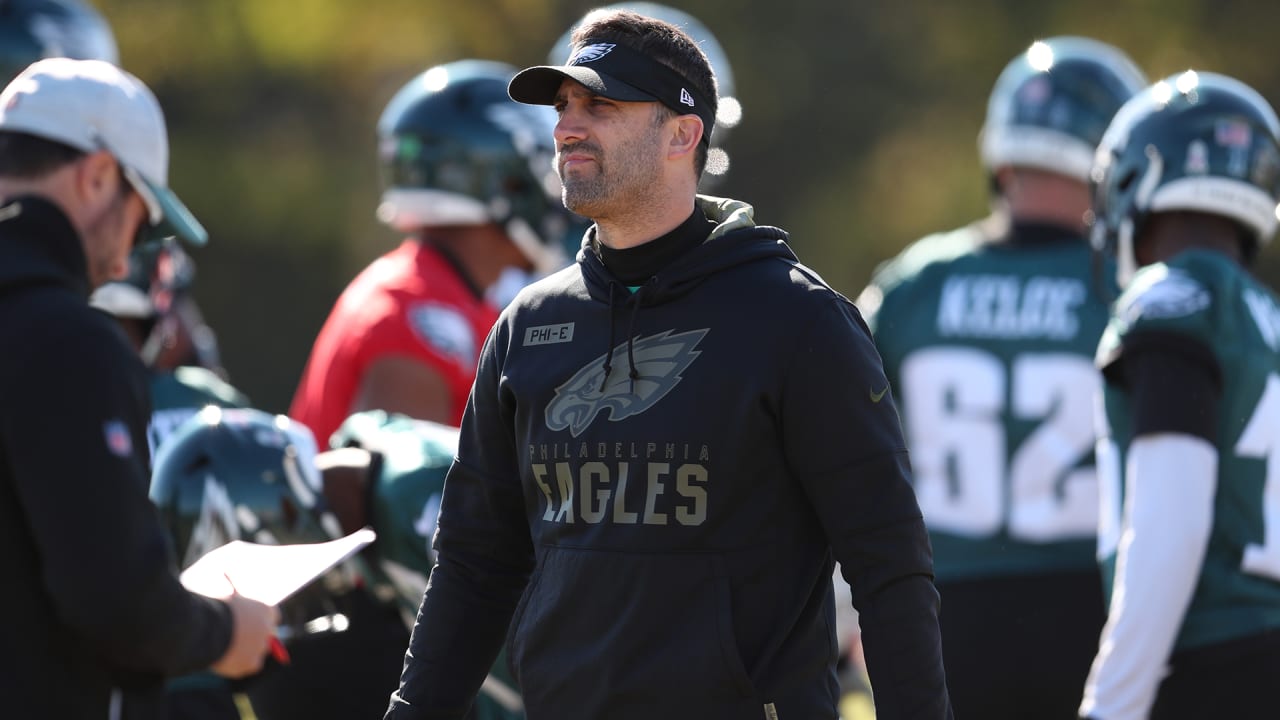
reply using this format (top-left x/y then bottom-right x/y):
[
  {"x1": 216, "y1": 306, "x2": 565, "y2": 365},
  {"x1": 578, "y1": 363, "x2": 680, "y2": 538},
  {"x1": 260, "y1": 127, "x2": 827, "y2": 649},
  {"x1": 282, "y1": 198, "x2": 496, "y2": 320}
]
[{"x1": 91, "y1": 0, "x2": 1280, "y2": 412}]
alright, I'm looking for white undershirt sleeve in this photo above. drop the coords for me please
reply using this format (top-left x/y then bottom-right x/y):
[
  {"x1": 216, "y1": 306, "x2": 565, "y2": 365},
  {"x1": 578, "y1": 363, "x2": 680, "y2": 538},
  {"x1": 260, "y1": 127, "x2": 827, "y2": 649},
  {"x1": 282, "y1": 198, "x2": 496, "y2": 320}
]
[{"x1": 1079, "y1": 432, "x2": 1217, "y2": 720}]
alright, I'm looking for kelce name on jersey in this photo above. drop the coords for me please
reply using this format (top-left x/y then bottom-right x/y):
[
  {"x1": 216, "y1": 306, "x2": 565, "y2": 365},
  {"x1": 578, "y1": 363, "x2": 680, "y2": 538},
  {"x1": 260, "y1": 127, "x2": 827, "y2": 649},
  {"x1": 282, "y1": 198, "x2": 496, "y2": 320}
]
[{"x1": 937, "y1": 274, "x2": 1086, "y2": 340}]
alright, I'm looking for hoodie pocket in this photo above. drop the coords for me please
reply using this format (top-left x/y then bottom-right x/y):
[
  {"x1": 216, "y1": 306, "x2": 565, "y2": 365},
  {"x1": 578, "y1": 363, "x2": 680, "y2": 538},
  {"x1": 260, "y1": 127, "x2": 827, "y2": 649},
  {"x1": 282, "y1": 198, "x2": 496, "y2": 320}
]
[{"x1": 509, "y1": 546, "x2": 760, "y2": 715}]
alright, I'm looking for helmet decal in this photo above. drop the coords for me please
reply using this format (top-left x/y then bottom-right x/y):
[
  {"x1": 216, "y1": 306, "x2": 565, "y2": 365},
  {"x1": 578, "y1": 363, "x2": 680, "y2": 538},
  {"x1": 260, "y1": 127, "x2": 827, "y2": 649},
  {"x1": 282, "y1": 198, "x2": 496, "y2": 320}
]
[{"x1": 184, "y1": 474, "x2": 240, "y2": 568}]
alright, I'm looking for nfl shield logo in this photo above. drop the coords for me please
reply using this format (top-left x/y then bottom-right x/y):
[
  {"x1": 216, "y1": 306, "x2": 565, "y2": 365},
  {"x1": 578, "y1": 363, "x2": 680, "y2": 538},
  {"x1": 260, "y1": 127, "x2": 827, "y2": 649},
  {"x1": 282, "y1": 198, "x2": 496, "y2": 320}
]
[{"x1": 103, "y1": 420, "x2": 133, "y2": 458}]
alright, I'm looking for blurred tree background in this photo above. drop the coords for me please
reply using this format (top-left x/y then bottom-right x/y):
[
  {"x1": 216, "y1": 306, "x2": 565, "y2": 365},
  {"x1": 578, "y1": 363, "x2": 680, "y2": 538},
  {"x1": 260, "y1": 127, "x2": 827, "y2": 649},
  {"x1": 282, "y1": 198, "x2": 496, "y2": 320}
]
[{"x1": 94, "y1": 0, "x2": 1280, "y2": 413}]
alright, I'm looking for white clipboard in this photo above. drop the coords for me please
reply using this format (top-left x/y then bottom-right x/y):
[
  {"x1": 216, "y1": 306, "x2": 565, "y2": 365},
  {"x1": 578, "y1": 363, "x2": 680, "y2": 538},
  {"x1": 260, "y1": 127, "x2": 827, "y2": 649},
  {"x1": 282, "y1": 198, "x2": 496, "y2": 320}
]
[{"x1": 180, "y1": 527, "x2": 376, "y2": 605}]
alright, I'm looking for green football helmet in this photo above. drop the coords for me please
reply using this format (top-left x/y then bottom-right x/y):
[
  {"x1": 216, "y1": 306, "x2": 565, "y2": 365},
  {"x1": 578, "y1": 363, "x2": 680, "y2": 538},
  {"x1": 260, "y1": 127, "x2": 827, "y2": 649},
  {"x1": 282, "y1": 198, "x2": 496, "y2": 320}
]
[
  {"x1": 90, "y1": 238, "x2": 217, "y2": 370},
  {"x1": 90, "y1": 239, "x2": 196, "y2": 321},
  {"x1": 981, "y1": 36, "x2": 1147, "y2": 185},
  {"x1": 1091, "y1": 71, "x2": 1280, "y2": 286},
  {"x1": 548, "y1": 2, "x2": 742, "y2": 182},
  {"x1": 150, "y1": 407, "x2": 343, "y2": 571},
  {"x1": 0, "y1": 0, "x2": 117, "y2": 84},
  {"x1": 376, "y1": 59, "x2": 569, "y2": 275}
]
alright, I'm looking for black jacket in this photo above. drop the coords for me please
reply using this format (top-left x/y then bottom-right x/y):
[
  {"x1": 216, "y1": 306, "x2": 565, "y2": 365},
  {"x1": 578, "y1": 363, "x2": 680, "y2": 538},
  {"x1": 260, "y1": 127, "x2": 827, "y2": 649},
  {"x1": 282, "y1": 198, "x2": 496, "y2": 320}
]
[
  {"x1": 0, "y1": 198, "x2": 232, "y2": 718},
  {"x1": 387, "y1": 197, "x2": 951, "y2": 719}
]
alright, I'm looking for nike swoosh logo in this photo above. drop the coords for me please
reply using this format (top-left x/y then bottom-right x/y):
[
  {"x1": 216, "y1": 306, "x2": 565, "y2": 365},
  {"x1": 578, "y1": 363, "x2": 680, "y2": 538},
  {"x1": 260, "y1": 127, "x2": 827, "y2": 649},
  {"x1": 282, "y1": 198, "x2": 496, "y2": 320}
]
[{"x1": 870, "y1": 385, "x2": 888, "y2": 403}]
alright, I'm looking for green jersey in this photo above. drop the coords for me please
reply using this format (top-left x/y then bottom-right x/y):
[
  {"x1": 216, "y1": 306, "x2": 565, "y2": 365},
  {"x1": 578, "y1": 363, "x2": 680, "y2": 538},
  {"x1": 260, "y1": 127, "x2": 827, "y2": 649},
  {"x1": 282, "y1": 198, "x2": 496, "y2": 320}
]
[
  {"x1": 862, "y1": 221, "x2": 1111, "y2": 580},
  {"x1": 331, "y1": 411, "x2": 524, "y2": 719},
  {"x1": 1096, "y1": 249, "x2": 1280, "y2": 651},
  {"x1": 330, "y1": 410, "x2": 455, "y2": 617}
]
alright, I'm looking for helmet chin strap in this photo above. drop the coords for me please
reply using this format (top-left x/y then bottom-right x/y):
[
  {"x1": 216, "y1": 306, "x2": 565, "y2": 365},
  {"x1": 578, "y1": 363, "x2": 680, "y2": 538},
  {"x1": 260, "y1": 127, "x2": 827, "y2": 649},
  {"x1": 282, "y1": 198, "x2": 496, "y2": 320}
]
[
  {"x1": 485, "y1": 266, "x2": 535, "y2": 309},
  {"x1": 506, "y1": 215, "x2": 568, "y2": 275},
  {"x1": 482, "y1": 216, "x2": 572, "y2": 308}
]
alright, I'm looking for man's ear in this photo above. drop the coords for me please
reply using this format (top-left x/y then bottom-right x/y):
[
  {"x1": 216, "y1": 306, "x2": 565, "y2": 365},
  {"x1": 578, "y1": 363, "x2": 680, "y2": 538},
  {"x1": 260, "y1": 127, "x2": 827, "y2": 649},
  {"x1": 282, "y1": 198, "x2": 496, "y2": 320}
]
[
  {"x1": 668, "y1": 114, "x2": 703, "y2": 162},
  {"x1": 74, "y1": 149, "x2": 120, "y2": 207}
]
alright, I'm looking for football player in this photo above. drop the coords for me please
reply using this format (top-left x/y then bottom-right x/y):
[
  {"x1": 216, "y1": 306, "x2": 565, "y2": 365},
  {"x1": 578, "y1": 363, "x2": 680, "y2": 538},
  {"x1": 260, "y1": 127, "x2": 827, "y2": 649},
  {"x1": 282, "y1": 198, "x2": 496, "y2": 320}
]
[
  {"x1": 289, "y1": 60, "x2": 573, "y2": 444},
  {"x1": 1081, "y1": 71, "x2": 1280, "y2": 720},
  {"x1": 855, "y1": 37, "x2": 1146, "y2": 719}
]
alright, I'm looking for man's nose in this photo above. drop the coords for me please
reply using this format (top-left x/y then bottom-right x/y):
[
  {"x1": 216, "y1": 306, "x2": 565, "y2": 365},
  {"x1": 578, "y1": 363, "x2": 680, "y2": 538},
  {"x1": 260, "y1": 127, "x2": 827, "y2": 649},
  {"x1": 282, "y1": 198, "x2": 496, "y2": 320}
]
[{"x1": 554, "y1": 107, "x2": 586, "y2": 145}]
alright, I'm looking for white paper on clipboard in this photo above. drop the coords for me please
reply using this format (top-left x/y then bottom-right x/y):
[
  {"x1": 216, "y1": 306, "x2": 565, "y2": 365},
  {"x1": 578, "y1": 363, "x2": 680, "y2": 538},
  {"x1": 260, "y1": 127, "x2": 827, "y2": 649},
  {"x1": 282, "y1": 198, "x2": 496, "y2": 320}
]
[{"x1": 180, "y1": 527, "x2": 376, "y2": 605}]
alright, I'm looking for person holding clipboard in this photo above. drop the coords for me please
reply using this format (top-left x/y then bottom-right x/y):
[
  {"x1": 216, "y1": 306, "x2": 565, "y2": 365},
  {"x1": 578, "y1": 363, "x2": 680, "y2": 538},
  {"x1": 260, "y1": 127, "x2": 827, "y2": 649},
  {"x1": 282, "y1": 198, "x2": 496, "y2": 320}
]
[{"x1": 0, "y1": 58, "x2": 279, "y2": 718}]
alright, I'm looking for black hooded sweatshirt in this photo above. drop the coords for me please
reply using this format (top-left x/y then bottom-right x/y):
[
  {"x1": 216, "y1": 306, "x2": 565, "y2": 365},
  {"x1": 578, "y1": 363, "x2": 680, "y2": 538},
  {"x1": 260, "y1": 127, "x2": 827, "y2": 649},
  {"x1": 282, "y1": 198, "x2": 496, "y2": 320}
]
[
  {"x1": 0, "y1": 197, "x2": 231, "y2": 719},
  {"x1": 388, "y1": 196, "x2": 951, "y2": 720}
]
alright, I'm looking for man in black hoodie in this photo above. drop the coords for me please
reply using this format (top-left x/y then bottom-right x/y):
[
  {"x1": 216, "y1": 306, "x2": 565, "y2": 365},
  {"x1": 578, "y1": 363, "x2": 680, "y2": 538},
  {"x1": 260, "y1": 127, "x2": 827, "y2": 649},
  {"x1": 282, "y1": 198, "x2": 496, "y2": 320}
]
[
  {"x1": 0, "y1": 58, "x2": 279, "y2": 718},
  {"x1": 385, "y1": 9, "x2": 951, "y2": 720}
]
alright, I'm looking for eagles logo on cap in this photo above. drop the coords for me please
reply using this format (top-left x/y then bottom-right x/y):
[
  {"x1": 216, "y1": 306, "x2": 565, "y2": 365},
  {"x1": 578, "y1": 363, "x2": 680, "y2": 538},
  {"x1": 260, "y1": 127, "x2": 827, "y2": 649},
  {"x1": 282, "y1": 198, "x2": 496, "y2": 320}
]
[
  {"x1": 569, "y1": 43, "x2": 615, "y2": 65},
  {"x1": 508, "y1": 40, "x2": 717, "y2": 148}
]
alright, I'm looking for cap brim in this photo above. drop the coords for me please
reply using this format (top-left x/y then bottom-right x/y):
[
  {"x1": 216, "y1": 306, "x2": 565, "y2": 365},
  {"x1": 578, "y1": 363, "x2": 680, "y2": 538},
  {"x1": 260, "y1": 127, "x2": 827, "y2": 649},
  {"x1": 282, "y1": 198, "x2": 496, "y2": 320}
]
[
  {"x1": 123, "y1": 167, "x2": 208, "y2": 246},
  {"x1": 509, "y1": 65, "x2": 658, "y2": 106}
]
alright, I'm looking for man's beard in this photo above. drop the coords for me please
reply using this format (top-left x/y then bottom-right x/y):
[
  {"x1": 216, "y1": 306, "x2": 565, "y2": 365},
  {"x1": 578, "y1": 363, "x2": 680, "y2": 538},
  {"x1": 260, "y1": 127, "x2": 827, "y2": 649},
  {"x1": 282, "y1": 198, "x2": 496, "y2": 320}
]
[
  {"x1": 558, "y1": 125, "x2": 663, "y2": 220},
  {"x1": 560, "y1": 154, "x2": 608, "y2": 216}
]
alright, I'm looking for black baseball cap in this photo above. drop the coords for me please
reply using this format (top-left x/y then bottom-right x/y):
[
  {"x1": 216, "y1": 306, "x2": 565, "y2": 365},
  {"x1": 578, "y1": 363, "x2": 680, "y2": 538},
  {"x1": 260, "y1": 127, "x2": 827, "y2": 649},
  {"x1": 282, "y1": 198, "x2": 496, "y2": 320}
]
[{"x1": 509, "y1": 40, "x2": 716, "y2": 146}]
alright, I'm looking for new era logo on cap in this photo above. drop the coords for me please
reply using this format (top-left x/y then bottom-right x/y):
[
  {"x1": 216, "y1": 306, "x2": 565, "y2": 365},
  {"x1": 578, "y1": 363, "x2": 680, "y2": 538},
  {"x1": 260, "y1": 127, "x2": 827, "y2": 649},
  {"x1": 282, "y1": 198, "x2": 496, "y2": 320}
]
[
  {"x1": 679, "y1": 88, "x2": 695, "y2": 107},
  {"x1": 569, "y1": 43, "x2": 615, "y2": 65}
]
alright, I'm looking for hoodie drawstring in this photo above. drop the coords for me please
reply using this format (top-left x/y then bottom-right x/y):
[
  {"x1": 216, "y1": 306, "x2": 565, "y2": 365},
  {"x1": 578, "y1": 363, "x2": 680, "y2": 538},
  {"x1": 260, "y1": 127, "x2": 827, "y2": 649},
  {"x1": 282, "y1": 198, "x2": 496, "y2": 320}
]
[
  {"x1": 600, "y1": 281, "x2": 618, "y2": 393},
  {"x1": 600, "y1": 279, "x2": 653, "y2": 395},
  {"x1": 624, "y1": 287, "x2": 646, "y2": 395},
  {"x1": 624, "y1": 279, "x2": 657, "y2": 394}
]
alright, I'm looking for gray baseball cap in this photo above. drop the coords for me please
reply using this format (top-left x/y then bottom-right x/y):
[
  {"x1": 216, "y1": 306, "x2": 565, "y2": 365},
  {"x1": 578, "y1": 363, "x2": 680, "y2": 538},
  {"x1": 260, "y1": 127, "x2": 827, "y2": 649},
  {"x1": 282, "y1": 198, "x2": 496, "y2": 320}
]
[{"x1": 0, "y1": 57, "x2": 207, "y2": 245}]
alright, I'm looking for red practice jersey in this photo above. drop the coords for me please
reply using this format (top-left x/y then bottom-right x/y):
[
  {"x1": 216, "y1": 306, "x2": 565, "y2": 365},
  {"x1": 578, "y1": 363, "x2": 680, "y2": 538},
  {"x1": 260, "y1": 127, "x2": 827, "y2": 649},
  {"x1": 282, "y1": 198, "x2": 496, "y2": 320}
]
[{"x1": 290, "y1": 240, "x2": 498, "y2": 444}]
